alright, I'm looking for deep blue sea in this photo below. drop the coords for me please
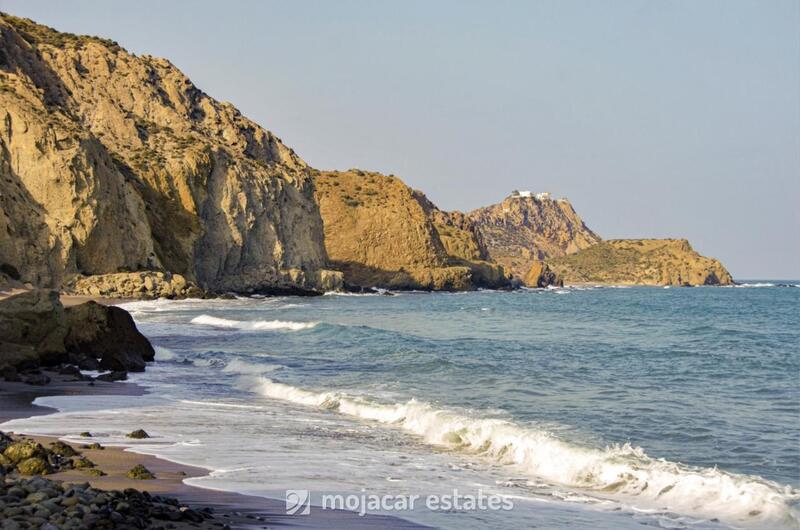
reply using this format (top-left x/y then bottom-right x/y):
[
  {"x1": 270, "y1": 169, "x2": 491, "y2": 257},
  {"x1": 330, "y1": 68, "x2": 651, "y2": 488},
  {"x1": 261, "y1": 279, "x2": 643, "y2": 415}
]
[{"x1": 4, "y1": 283, "x2": 799, "y2": 529}]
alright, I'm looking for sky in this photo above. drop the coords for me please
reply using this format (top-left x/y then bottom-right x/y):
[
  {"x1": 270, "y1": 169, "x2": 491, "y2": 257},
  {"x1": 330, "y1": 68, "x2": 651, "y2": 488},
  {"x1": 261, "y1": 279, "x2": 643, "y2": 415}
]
[{"x1": 1, "y1": 0, "x2": 798, "y2": 279}]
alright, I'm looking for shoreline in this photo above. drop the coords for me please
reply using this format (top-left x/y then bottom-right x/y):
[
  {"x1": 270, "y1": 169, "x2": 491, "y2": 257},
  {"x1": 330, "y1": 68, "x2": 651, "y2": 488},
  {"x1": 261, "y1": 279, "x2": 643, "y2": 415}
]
[{"x1": 0, "y1": 374, "x2": 428, "y2": 529}]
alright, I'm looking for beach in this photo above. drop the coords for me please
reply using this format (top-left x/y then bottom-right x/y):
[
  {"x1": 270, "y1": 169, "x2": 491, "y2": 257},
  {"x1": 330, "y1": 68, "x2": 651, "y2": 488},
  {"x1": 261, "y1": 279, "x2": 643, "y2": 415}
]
[{"x1": 0, "y1": 371, "x2": 426, "y2": 529}]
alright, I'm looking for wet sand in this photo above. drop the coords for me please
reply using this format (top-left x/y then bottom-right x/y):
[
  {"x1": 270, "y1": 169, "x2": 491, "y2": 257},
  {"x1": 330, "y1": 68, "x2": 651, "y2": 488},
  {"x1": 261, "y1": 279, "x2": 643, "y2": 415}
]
[{"x1": 0, "y1": 375, "x2": 428, "y2": 529}]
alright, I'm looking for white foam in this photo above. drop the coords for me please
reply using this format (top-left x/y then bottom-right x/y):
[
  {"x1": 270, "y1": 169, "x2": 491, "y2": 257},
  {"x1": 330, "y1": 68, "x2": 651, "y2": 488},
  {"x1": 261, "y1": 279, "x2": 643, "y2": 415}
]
[
  {"x1": 733, "y1": 283, "x2": 776, "y2": 288},
  {"x1": 221, "y1": 359, "x2": 282, "y2": 375},
  {"x1": 253, "y1": 378, "x2": 800, "y2": 529},
  {"x1": 153, "y1": 346, "x2": 176, "y2": 361},
  {"x1": 190, "y1": 315, "x2": 317, "y2": 331}
]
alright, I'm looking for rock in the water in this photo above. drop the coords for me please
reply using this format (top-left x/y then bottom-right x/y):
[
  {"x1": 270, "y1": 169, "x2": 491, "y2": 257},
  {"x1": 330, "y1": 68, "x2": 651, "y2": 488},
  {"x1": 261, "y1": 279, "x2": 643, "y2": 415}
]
[
  {"x1": 64, "y1": 302, "x2": 154, "y2": 372},
  {"x1": 126, "y1": 429, "x2": 150, "y2": 439}
]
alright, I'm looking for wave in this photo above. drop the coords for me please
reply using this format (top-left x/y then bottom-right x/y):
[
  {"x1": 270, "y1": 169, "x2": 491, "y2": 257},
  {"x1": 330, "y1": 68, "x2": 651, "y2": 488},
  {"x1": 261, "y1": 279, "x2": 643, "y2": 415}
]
[
  {"x1": 190, "y1": 315, "x2": 317, "y2": 331},
  {"x1": 221, "y1": 359, "x2": 282, "y2": 375},
  {"x1": 734, "y1": 283, "x2": 777, "y2": 288},
  {"x1": 153, "y1": 346, "x2": 177, "y2": 361},
  {"x1": 252, "y1": 378, "x2": 799, "y2": 529}
]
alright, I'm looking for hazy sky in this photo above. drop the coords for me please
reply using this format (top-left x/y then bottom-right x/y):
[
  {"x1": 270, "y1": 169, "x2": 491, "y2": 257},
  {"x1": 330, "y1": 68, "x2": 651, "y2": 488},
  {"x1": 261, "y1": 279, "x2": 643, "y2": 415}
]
[{"x1": 2, "y1": 0, "x2": 798, "y2": 279}]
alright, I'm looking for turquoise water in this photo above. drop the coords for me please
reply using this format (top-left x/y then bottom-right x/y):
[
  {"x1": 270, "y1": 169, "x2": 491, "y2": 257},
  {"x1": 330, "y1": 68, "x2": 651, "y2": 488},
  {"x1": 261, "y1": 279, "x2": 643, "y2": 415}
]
[{"x1": 5, "y1": 284, "x2": 799, "y2": 529}]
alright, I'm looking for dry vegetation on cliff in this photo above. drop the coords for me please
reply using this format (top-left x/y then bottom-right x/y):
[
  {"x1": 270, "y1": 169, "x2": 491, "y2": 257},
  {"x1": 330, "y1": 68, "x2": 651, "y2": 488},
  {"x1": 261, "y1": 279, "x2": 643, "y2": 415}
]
[{"x1": 547, "y1": 239, "x2": 733, "y2": 286}]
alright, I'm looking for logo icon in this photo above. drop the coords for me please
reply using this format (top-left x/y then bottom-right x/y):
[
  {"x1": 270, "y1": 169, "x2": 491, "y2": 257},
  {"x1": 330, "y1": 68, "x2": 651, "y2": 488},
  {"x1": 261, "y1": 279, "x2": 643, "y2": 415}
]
[{"x1": 286, "y1": 490, "x2": 311, "y2": 515}]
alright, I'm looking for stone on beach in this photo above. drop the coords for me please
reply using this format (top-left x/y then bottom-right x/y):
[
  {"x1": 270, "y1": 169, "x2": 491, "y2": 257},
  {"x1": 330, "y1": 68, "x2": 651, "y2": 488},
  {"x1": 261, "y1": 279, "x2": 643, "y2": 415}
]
[{"x1": 126, "y1": 464, "x2": 155, "y2": 480}]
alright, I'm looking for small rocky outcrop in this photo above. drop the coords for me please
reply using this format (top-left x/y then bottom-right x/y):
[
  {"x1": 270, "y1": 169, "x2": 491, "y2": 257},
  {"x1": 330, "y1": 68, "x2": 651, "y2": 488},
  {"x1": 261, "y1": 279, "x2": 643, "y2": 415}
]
[
  {"x1": 0, "y1": 438, "x2": 79, "y2": 476},
  {"x1": 0, "y1": 290, "x2": 155, "y2": 374},
  {"x1": 524, "y1": 261, "x2": 563, "y2": 288},
  {"x1": 547, "y1": 239, "x2": 734, "y2": 286}
]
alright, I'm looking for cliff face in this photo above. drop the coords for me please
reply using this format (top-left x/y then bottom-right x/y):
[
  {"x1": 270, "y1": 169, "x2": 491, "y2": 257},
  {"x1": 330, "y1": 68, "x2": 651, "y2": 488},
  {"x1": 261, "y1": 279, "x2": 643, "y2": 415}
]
[
  {"x1": 0, "y1": 14, "x2": 340, "y2": 294},
  {"x1": 547, "y1": 239, "x2": 734, "y2": 286},
  {"x1": 467, "y1": 194, "x2": 601, "y2": 283},
  {"x1": 314, "y1": 170, "x2": 507, "y2": 290}
]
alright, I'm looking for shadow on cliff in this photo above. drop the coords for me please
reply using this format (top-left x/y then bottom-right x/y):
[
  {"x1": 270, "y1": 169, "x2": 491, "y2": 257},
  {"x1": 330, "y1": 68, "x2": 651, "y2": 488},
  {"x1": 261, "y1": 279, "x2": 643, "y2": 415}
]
[{"x1": 0, "y1": 144, "x2": 62, "y2": 287}]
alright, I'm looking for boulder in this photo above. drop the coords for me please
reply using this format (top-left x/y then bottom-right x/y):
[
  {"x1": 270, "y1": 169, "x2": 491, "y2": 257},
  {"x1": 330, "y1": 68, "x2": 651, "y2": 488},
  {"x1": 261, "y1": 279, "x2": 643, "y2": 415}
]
[
  {"x1": 126, "y1": 429, "x2": 150, "y2": 439},
  {"x1": 0, "y1": 290, "x2": 68, "y2": 371},
  {"x1": 0, "y1": 290, "x2": 155, "y2": 374},
  {"x1": 3, "y1": 441, "x2": 47, "y2": 463},
  {"x1": 17, "y1": 457, "x2": 52, "y2": 476},
  {"x1": 126, "y1": 464, "x2": 155, "y2": 480},
  {"x1": 64, "y1": 302, "x2": 154, "y2": 372}
]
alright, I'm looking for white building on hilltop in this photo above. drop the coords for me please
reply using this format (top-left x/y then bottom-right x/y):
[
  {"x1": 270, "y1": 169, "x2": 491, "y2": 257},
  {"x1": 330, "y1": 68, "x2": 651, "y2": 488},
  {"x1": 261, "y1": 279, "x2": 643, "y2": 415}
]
[{"x1": 510, "y1": 190, "x2": 551, "y2": 200}]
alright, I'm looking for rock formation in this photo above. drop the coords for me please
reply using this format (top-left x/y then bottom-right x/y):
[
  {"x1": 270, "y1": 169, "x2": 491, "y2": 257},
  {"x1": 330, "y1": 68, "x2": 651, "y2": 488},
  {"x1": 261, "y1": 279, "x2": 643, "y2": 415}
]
[
  {"x1": 467, "y1": 192, "x2": 601, "y2": 284},
  {"x1": 524, "y1": 260, "x2": 563, "y2": 288},
  {"x1": 314, "y1": 170, "x2": 507, "y2": 290},
  {"x1": 0, "y1": 13, "x2": 340, "y2": 295},
  {"x1": 547, "y1": 239, "x2": 734, "y2": 286},
  {"x1": 0, "y1": 289, "x2": 154, "y2": 373}
]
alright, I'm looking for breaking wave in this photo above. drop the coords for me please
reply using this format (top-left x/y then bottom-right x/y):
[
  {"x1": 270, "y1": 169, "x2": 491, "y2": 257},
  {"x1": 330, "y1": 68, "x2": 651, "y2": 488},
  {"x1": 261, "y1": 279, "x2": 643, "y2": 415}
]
[
  {"x1": 153, "y1": 346, "x2": 177, "y2": 361},
  {"x1": 190, "y1": 315, "x2": 317, "y2": 331},
  {"x1": 253, "y1": 378, "x2": 800, "y2": 529},
  {"x1": 221, "y1": 359, "x2": 283, "y2": 375}
]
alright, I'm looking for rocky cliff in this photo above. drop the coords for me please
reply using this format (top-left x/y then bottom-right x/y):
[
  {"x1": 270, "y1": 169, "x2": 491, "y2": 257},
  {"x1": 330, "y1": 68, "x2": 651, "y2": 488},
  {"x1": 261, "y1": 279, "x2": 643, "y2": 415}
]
[
  {"x1": 547, "y1": 239, "x2": 734, "y2": 286},
  {"x1": 467, "y1": 193, "x2": 601, "y2": 283},
  {"x1": 0, "y1": 13, "x2": 341, "y2": 295},
  {"x1": 314, "y1": 170, "x2": 507, "y2": 290},
  {"x1": 0, "y1": 14, "x2": 736, "y2": 295}
]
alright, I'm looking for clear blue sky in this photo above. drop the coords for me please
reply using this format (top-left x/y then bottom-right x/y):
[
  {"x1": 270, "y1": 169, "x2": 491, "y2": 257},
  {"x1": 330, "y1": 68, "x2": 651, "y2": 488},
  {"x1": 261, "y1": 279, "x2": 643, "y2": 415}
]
[{"x1": 2, "y1": 0, "x2": 798, "y2": 279}]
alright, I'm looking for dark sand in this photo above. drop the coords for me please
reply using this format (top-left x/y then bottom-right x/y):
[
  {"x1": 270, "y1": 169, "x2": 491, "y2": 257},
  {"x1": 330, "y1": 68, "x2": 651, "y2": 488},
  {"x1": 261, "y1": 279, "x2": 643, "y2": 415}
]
[{"x1": 0, "y1": 374, "x2": 428, "y2": 529}]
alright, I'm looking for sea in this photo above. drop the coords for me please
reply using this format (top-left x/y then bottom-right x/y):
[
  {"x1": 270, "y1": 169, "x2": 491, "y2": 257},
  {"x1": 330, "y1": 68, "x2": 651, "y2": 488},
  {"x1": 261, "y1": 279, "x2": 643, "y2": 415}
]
[{"x1": 3, "y1": 282, "x2": 799, "y2": 529}]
